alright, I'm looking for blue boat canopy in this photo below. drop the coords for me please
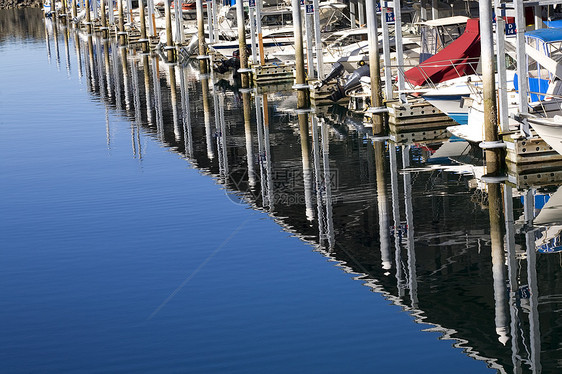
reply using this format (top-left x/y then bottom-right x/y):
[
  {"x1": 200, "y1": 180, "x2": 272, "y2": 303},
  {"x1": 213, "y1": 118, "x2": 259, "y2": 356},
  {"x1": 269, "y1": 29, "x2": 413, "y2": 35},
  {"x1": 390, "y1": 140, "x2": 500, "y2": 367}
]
[
  {"x1": 545, "y1": 19, "x2": 562, "y2": 29},
  {"x1": 526, "y1": 27, "x2": 562, "y2": 43}
]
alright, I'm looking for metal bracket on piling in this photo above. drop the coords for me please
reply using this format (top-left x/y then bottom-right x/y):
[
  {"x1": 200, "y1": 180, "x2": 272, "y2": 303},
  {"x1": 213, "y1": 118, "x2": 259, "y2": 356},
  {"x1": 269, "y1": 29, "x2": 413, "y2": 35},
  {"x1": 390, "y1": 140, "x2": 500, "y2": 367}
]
[
  {"x1": 292, "y1": 83, "x2": 311, "y2": 90},
  {"x1": 239, "y1": 88, "x2": 253, "y2": 94},
  {"x1": 480, "y1": 174, "x2": 508, "y2": 183},
  {"x1": 479, "y1": 141, "x2": 506, "y2": 149},
  {"x1": 370, "y1": 135, "x2": 390, "y2": 142},
  {"x1": 238, "y1": 68, "x2": 253, "y2": 74},
  {"x1": 294, "y1": 108, "x2": 315, "y2": 114},
  {"x1": 196, "y1": 55, "x2": 211, "y2": 60},
  {"x1": 366, "y1": 106, "x2": 389, "y2": 114},
  {"x1": 117, "y1": 31, "x2": 128, "y2": 35}
]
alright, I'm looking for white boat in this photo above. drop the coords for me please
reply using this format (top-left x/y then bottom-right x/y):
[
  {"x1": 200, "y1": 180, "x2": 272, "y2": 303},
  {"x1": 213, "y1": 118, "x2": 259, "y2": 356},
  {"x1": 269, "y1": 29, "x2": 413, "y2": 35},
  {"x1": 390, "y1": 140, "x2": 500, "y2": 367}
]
[
  {"x1": 533, "y1": 186, "x2": 562, "y2": 254},
  {"x1": 209, "y1": 0, "x2": 345, "y2": 60},
  {"x1": 526, "y1": 114, "x2": 562, "y2": 155},
  {"x1": 448, "y1": 27, "x2": 562, "y2": 144},
  {"x1": 423, "y1": 72, "x2": 514, "y2": 126},
  {"x1": 209, "y1": 26, "x2": 295, "y2": 60}
]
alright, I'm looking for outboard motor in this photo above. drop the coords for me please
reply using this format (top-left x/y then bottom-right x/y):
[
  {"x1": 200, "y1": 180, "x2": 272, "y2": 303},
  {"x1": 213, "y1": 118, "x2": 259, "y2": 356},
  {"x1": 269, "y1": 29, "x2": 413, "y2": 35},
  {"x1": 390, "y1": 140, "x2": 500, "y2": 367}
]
[
  {"x1": 214, "y1": 57, "x2": 239, "y2": 74},
  {"x1": 342, "y1": 64, "x2": 370, "y2": 94},
  {"x1": 329, "y1": 64, "x2": 370, "y2": 102},
  {"x1": 213, "y1": 46, "x2": 252, "y2": 74},
  {"x1": 320, "y1": 62, "x2": 345, "y2": 87}
]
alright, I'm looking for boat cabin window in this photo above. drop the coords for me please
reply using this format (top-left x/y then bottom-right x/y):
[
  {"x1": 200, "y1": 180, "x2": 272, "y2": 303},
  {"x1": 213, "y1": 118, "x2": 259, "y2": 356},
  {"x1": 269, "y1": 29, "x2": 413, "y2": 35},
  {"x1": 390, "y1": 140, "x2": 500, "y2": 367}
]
[
  {"x1": 261, "y1": 10, "x2": 293, "y2": 27},
  {"x1": 419, "y1": 21, "x2": 467, "y2": 62},
  {"x1": 331, "y1": 34, "x2": 368, "y2": 48}
]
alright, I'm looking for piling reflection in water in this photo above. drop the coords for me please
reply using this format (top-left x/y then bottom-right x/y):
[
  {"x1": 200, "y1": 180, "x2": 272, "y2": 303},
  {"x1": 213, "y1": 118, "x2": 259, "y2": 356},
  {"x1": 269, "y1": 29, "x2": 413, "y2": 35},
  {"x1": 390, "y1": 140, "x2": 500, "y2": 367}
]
[
  {"x1": 389, "y1": 142, "x2": 405, "y2": 296},
  {"x1": 52, "y1": 19, "x2": 60, "y2": 71},
  {"x1": 402, "y1": 145, "x2": 418, "y2": 308},
  {"x1": 319, "y1": 119, "x2": 335, "y2": 250},
  {"x1": 63, "y1": 24, "x2": 71, "y2": 77},
  {"x1": 487, "y1": 182, "x2": 509, "y2": 345},
  {"x1": 299, "y1": 113, "x2": 313, "y2": 222},
  {"x1": 131, "y1": 58, "x2": 143, "y2": 158},
  {"x1": 37, "y1": 19, "x2": 562, "y2": 373},
  {"x1": 201, "y1": 74, "x2": 215, "y2": 161},
  {"x1": 523, "y1": 190, "x2": 542, "y2": 373},
  {"x1": 143, "y1": 54, "x2": 154, "y2": 128},
  {"x1": 374, "y1": 140, "x2": 391, "y2": 272},
  {"x1": 179, "y1": 64, "x2": 194, "y2": 159},
  {"x1": 242, "y1": 90, "x2": 255, "y2": 188},
  {"x1": 151, "y1": 55, "x2": 164, "y2": 139},
  {"x1": 103, "y1": 39, "x2": 112, "y2": 99},
  {"x1": 168, "y1": 65, "x2": 181, "y2": 142}
]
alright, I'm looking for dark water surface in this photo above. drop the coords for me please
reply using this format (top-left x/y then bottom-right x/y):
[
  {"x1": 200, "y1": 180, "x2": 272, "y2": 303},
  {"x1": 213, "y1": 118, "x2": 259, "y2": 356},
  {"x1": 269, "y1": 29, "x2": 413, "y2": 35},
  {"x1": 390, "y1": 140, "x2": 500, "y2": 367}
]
[{"x1": 1, "y1": 8, "x2": 561, "y2": 373}]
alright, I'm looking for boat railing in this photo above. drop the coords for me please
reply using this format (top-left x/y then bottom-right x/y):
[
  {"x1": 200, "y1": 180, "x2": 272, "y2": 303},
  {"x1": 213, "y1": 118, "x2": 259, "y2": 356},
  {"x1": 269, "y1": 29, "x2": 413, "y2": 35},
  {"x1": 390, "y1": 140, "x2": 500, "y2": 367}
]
[
  {"x1": 398, "y1": 56, "x2": 481, "y2": 90},
  {"x1": 527, "y1": 91, "x2": 562, "y2": 117}
]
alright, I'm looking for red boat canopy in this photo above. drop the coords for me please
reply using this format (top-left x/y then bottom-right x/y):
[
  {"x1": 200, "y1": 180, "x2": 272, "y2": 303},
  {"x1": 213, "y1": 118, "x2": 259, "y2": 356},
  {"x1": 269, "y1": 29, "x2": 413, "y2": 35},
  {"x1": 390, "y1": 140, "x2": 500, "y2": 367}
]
[{"x1": 404, "y1": 18, "x2": 481, "y2": 87}]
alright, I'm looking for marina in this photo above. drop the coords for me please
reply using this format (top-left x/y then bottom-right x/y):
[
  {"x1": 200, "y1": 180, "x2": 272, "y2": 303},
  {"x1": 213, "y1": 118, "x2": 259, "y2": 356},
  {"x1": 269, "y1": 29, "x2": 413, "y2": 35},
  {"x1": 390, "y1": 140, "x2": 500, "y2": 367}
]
[{"x1": 2, "y1": 1, "x2": 562, "y2": 372}]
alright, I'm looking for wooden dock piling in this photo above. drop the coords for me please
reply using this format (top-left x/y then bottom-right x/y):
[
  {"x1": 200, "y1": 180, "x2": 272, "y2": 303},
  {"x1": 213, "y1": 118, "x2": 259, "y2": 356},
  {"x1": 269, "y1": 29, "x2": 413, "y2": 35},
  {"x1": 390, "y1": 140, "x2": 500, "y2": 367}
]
[
  {"x1": 164, "y1": 0, "x2": 176, "y2": 62},
  {"x1": 118, "y1": 0, "x2": 126, "y2": 45},
  {"x1": 138, "y1": 0, "x2": 150, "y2": 54},
  {"x1": 236, "y1": 0, "x2": 249, "y2": 88},
  {"x1": 291, "y1": 0, "x2": 310, "y2": 108},
  {"x1": 85, "y1": 0, "x2": 92, "y2": 33},
  {"x1": 100, "y1": 0, "x2": 108, "y2": 39},
  {"x1": 196, "y1": 0, "x2": 207, "y2": 73}
]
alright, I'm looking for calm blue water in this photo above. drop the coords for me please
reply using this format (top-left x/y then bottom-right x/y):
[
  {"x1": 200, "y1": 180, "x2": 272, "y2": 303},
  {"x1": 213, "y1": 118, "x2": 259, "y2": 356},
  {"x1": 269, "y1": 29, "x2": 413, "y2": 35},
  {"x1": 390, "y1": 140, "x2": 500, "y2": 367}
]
[{"x1": 2, "y1": 9, "x2": 560, "y2": 374}]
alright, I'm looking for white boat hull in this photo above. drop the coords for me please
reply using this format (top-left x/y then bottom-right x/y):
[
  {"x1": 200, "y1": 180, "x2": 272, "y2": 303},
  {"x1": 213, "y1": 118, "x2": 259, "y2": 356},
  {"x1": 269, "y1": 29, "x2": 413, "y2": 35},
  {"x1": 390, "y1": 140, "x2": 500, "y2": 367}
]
[{"x1": 528, "y1": 116, "x2": 562, "y2": 156}]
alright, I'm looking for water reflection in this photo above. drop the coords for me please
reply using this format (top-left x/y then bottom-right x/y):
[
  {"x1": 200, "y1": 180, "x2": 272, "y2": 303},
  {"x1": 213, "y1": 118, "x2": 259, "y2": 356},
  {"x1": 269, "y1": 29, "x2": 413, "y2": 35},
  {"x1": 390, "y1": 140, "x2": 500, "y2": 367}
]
[
  {"x1": 63, "y1": 24, "x2": 71, "y2": 77},
  {"x1": 179, "y1": 64, "x2": 194, "y2": 159},
  {"x1": 402, "y1": 145, "x2": 419, "y2": 308},
  {"x1": 201, "y1": 74, "x2": 214, "y2": 161},
  {"x1": 33, "y1": 15, "x2": 562, "y2": 373}
]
